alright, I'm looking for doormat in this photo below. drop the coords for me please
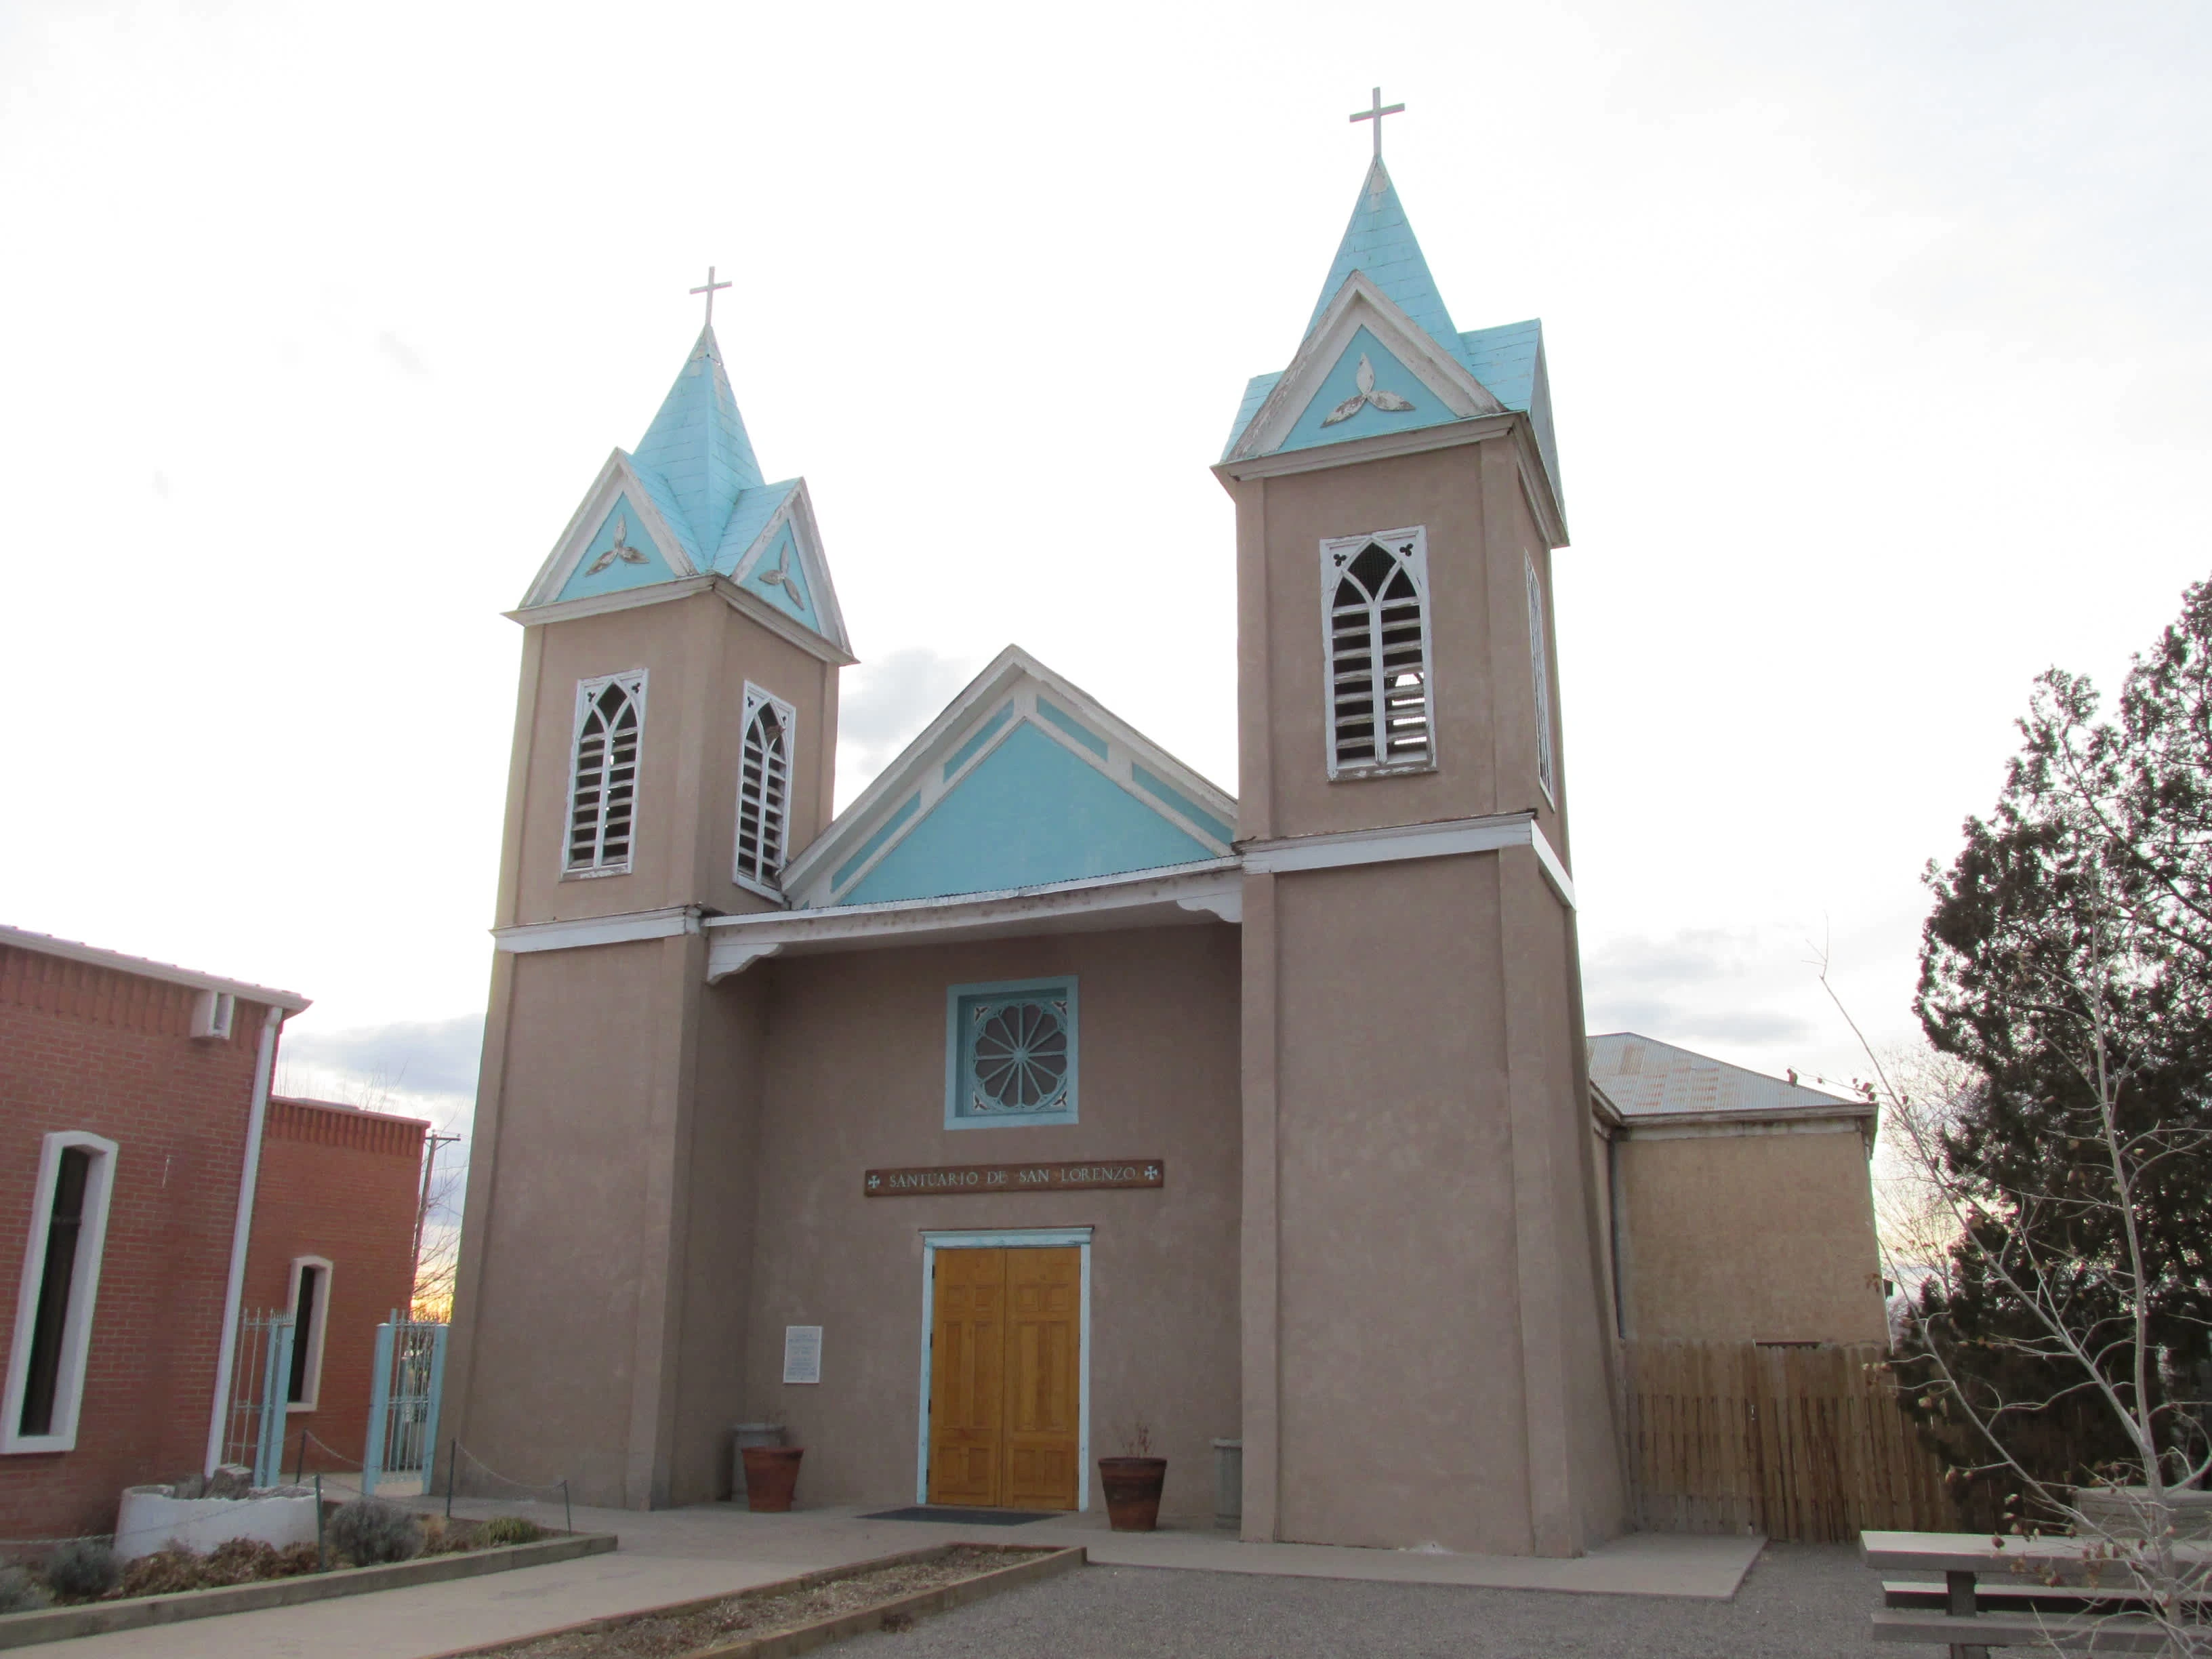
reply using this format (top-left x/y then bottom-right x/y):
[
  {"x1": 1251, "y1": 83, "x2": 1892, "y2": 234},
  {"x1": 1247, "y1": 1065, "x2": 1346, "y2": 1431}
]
[{"x1": 861, "y1": 1505, "x2": 1053, "y2": 1525}]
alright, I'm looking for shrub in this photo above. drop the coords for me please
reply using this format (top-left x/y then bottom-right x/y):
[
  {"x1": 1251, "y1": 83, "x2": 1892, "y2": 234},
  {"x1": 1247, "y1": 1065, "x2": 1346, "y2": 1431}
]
[
  {"x1": 199, "y1": 1539, "x2": 280, "y2": 1586},
  {"x1": 118, "y1": 1549, "x2": 203, "y2": 1598},
  {"x1": 326, "y1": 1498, "x2": 422, "y2": 1567},
  {"x1": 478, "y1": 1516, "x2": 544, "y2": 1547},
  {"x1": 42, "y1": 1539, "x2": 117, "y2": 1601},
  {"x1": 0, "y1": 1565, "x2": 49, "y2": 1613}
]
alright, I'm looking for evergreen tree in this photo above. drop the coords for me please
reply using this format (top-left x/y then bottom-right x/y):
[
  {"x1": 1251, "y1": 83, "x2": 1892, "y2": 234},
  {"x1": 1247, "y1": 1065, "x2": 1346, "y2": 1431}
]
[{"x1": 1908, "y1": 576, "x2": 2212, "y2": 1509}]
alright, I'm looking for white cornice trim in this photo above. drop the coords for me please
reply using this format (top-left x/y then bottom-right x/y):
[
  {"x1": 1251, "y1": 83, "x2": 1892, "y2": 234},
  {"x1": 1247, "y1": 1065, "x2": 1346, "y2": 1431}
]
[
  {"x1": 1621, "y1": 1110, "x2": 1872, "y2": 1142},
  {"x1": 1214, "y1": 411, "x2": 1568, "y2": 550},
  {"x1": 704, "y1": 861, "x2": 1242, "y2": 982},
  {"x1": 1529, "y1": 821, "x2": 1576, "y2": 910},
  {"x1": 493, "y1": 905, "x2": 707, "y2": 955},
  {"x1": 504, "y1": 574, "x2": 859, "y2": 666},
  {"x1": 1242, "y1": 811, "x2": 1577, "y2": 909},
  {"x1": 0, "y1": 925, "x2": 310, "y2": 1011}
]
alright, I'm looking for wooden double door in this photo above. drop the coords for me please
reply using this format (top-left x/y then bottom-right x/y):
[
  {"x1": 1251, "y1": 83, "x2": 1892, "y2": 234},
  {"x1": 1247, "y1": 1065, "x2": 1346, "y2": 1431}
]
[{"x1": 926, "y1": 1246, "x2": 1081, "y2": 1511}]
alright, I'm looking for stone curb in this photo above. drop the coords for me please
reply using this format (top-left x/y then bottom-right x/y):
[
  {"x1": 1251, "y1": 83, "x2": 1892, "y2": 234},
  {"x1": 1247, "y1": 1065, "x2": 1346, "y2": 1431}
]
[
  {"x1": 429, "y1": 1542, "x2": 1087, "y2": 1659},
  {"x1": 0, "y1": 1532, "x2": 618, "y2": 1650}
]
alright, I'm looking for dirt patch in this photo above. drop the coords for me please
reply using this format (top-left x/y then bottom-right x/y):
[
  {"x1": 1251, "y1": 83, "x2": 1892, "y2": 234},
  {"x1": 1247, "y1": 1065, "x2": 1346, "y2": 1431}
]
[{"x1": 473, "y1": 1547, "x2": 1048, "y2": 1659}]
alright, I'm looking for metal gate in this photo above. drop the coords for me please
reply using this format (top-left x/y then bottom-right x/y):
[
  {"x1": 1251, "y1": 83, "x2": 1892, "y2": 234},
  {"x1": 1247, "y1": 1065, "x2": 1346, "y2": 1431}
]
[
  {"x1": 363, "y1": 1312, "x2": 447, "y2": 1496},
  {"x1": 222, "y1": 1309, "x2": 295, "y2": 1487}
]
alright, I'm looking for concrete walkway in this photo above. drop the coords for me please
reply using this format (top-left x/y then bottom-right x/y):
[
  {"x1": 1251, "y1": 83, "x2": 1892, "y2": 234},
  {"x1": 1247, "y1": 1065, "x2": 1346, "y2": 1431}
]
[{"x1": 49, "y1": 1498, "x2": 1764, "y2": 1659}]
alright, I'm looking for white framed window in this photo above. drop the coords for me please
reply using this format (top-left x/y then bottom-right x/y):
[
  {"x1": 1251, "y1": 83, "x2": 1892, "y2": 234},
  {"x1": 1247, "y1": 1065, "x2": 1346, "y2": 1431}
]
[
  {"x1": 565, "y1": 671, "x2": 647, "y2": 876},
  {"x1": 1321, "y1": 527, "x2": 1435, "y2": 777},
  {"x1": 734, "y1": 683, "x2": 796, "y2": 896},
  {"x1": 284, "y1": 1257, "x2": 333, "y2": 1412},
  {"x1": 1526, "y1": 554, "x2": 1557, "y2": 804},
  {"x1": 2, "y1": 1132, "x2": 119, "y2": 1454}
]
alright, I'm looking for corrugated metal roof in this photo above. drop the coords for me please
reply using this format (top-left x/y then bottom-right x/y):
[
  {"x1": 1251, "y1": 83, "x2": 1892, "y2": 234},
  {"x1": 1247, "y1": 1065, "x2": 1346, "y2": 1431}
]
[{"x1": 1586, "y1": 1031, "x2": 1865, "y2": 1120}]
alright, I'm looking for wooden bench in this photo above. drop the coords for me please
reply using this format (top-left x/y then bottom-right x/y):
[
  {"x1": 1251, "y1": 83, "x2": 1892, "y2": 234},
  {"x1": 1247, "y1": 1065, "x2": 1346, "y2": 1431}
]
[{"x1": 1861, "y1": 1530, "x2": 2209, "y2": 1656}]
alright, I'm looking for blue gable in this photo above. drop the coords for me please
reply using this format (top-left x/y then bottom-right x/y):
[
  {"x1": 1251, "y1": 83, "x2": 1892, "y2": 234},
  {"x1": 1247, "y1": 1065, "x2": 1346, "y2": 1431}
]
[
  {"x1": 736, "y1": 521, "x2": 819, "y2": 630},
  {"x1": 1278, "y1": 329, "x2": 1460, "y2": 454},
  {"x1": 556, "y1": 494, "x2": 680, "y2": 602},
  {"x1": 840, "y1": 722, "x2": 1215, "y2": 905}
]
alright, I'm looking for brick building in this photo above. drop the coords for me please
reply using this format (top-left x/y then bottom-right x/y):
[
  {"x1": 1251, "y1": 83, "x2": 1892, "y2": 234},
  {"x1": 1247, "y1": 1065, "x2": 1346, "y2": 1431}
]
[{"x1": 242, "y1": 1097, "x2": 428, "y2": 1475}]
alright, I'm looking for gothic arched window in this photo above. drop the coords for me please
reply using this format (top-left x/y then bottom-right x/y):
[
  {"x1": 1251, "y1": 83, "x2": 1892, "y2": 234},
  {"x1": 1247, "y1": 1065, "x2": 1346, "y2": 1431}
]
[
  {"x1": 735, "y1": 684, "x2": 796, "y2": 893},
  {"x1": 566, "y1": 671, "x2": 646, "y2": 874},
  {"x1": 1322, "y1": 527, "x2": 1433, "y2": 777}
]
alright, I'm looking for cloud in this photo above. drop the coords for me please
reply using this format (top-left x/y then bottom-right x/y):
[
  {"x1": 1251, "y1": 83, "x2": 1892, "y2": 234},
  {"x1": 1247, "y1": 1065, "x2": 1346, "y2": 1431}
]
[
  {"x1": 279, "y1": 1014, "x2": 483, "y2": 1101},
  {"x1": 1582, "y1": 928, "x2": 1816, "y2": 1049},
  {"x1": 375, "y1": 329, "x2": 431, "y2": 379},
  {"x1": 833, "y1": 647, "x2": 985, "y2": 807}
]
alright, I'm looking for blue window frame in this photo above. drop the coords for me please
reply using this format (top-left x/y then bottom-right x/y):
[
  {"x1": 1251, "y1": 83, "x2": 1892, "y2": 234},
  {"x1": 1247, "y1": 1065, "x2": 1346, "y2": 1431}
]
[{"x1": 945, "y1": 978, "x2": 1079, "y2": 1129}]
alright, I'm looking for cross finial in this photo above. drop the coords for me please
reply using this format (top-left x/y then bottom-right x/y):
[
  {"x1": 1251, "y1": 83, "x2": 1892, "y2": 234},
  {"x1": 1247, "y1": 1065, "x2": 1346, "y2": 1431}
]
[
  {"x1": 1349, "y1": 86, "x2": 1405, "y2": 160},
  {"x1": 689, "y1": 264, "x2": 733, "y2": 327}
]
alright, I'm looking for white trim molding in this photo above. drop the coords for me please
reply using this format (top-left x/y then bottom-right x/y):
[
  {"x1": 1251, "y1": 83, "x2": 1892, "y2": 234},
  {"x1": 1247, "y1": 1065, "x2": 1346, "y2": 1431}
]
[
  {"x1": 704, "y1": 862, "x2": 1241, "y2": 981},
  {"x1": 916, "y1": 1228, "x2": 1092, "y2": 1512},
  {"x1": 3, "y1": 1131, "x2": 121, "y2": 1455},
  {"x1": 1242, "y1": 811, "x2": 1576, "y2": 909},
  {"x1": 494, "y1": 905, "x2": 709, "y2": 956}
]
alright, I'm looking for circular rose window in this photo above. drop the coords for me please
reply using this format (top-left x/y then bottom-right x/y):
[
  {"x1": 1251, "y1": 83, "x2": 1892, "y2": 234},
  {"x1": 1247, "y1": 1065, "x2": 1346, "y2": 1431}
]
[{"x1": 970, "y1": 998, "x2": 1071, "y2": 1112}]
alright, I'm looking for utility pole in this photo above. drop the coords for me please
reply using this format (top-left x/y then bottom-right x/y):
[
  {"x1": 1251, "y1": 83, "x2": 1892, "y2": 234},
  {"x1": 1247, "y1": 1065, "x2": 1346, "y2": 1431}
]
[{"x1": 411, "y1": 1132, "x2": 463, "y2": 1311}]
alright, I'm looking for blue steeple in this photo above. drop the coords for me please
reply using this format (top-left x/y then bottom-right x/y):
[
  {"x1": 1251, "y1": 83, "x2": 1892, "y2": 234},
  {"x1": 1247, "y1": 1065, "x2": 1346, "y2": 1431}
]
[
  {"x1": 631, "y1": 325, "x2": 764, "y2": 552},
  {"x1": 1305, "y1": 157, "x2": 1457, "y2": 351}
]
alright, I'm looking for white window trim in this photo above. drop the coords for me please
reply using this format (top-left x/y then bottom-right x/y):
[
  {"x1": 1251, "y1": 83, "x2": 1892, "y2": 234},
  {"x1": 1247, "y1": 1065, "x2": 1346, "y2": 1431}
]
[
  {"x1": 189, "y1": 989, "x2": 236, "y2": 1041},
  {"x1": 915, "y1": 1228, "x2": 1091, "y2": 1511},
  {"x1": 1319, "y1": 525, "x2": 1438, "y2": 780},
  {"x1": 733, "y1": 682, "x2": 798, "y2": 899},
  {"x1": 562, "y1": 670, "x2": 649, "y2": 879},
  {"x1": 2, "y1": 1131, "x2": 120, "y2": 1454},
  {"x1": 283, "y1": 1256, "x2": 333, "y2": 1413},
  {"x1": 1526, "y1": 554, "x2": 1557, "y2": 808}
]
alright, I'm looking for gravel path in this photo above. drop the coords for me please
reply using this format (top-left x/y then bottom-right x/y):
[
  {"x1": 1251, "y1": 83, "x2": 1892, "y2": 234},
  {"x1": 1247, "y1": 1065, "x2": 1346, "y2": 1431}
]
[{"x1": 842, "y1": 1542, "x2": 1885, "y2": 1658}]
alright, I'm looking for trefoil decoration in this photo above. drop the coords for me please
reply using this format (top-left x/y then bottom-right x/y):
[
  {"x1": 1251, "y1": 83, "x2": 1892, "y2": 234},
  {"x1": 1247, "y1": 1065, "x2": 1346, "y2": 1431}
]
[
  {"x1": 586, "y1": 515, "x2": 650, "y2": 576},
  {"x1": 1322, "y1": 354, "x2": 1415, "y2": 426},
  {"x1": 754, "y1": 539, "x2": 806, "y2": 602}
]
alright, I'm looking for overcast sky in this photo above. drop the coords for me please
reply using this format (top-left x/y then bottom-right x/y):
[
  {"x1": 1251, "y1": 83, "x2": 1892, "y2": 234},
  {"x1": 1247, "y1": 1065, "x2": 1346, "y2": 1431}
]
[{"x1": 3, "y1": 0, "x2": 2206, "y2": 1136}]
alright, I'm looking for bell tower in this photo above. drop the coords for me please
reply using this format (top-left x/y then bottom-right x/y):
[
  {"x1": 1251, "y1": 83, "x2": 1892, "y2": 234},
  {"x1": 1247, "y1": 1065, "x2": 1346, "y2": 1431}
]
[
  {"x1": 444, "y1": 286, "x2": 855, "y2": 1509},
  {"x1": 1219, "y1": 134, "x2": 1624, "y2": 1554}
]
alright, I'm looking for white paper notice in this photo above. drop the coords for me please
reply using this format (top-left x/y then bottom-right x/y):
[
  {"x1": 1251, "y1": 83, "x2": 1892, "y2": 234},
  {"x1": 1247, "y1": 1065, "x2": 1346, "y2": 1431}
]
[{"x1": 783, "y1": 1325, "x2": 823, "y2": 1385}]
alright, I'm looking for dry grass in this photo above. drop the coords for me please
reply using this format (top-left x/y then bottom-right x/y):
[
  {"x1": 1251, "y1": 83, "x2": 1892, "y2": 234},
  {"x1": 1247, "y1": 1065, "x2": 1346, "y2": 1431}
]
[{"x1": 470, "y1": 1547, "x2": 1042, "y2": 1659}]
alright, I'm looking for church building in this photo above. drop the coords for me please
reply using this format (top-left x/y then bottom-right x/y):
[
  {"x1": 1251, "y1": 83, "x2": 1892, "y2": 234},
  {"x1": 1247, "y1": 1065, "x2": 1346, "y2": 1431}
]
[{"x1": 445, "y1": 125, "x2": 1881, "y2": 1557}]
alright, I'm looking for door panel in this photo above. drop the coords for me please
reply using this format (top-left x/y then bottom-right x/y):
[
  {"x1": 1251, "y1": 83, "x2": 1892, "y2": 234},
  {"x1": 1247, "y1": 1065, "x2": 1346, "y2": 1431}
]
[
  {"x1": 926, "y1": 1245, "x2": 1082, "y2": 1511},
  {"x1": 1002, "y1": 1248, "x2": 1081, "y2": 1511},
  {"x1": 926, "y1": 1248, "x2": 1004, "y2": 1506}
]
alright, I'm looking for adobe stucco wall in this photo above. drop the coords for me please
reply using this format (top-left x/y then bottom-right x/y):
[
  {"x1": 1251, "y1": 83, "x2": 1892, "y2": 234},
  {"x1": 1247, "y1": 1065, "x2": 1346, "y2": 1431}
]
[
  {"x1": 0, "y1": 947, "x2": 272, "y2": 1540},
  {"x1": 243, "y1": 1100, "x2": 425, "y2": 1471},
  {"x1": 739, "y1": 922, "x2": 1242, "y2": 1521},
  {"x1": 1617, "y1": 1127, "x2": 1887, "y2": 1345}
]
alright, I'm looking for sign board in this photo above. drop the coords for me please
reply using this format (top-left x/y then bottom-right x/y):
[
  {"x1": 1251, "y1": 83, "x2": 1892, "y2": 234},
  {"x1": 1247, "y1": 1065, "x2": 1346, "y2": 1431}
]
[
  {"x1": 863, "y1": 1160, "x2": 1164, "y2": 1197},
  {"x1": 782, "y1": 1325, "x2": 822, "y2": 1385}
]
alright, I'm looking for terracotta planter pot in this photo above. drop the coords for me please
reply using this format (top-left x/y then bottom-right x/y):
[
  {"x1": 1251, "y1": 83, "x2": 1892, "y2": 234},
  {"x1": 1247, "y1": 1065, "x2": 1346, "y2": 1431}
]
[
  {"x1": 1099, "y1": 1456, "x2": 1167, "y2": 1532},
  {"x1": 741, "y1": 1446, "x2": 804, "y2": 1513}
]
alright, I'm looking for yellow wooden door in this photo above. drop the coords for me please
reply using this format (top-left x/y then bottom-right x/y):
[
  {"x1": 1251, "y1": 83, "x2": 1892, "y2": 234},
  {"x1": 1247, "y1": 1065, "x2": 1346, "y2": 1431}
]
[
  {"x1": 1002, "y1": 1247, "x2": 1082, "y2": 1510},
  {"x1": 926, "y1": 1246, "x2": 1081, "y2": 1510},
  {"x1": 926, "y1": 1248, "x2": 1005, "y2": 1506}
]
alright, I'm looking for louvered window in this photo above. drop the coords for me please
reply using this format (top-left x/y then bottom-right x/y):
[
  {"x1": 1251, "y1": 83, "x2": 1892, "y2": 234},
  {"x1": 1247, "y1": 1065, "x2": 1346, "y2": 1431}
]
[
  {"x1": 566, "y1": 672, "x2": 647, "y2": 875},
  {"x1": 1322, "y1": 527, "x2": 1434, "y2": 777},
  {"x1": 735, "y1": 684, "x2": 796, "y2": 893},
  {"x1": 1526, "y1": 556, "x2": 1557, "y2": 803}
]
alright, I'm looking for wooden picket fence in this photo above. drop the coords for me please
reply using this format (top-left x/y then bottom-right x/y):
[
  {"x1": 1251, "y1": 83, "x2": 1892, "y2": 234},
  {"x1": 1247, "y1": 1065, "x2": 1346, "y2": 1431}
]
[{"x1": 1621, "y1": 1340, "x2": 1954, "y2": 1542}]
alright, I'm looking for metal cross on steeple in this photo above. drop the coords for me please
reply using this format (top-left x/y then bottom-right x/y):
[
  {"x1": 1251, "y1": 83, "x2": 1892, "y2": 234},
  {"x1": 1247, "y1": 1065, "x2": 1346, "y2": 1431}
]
[
  {"x1": 689, "y1": 265, "x2": 733, "y2": 327},
  {"x1": 1349, "y1": 86, "x2": 1405, "y2": 159}
]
